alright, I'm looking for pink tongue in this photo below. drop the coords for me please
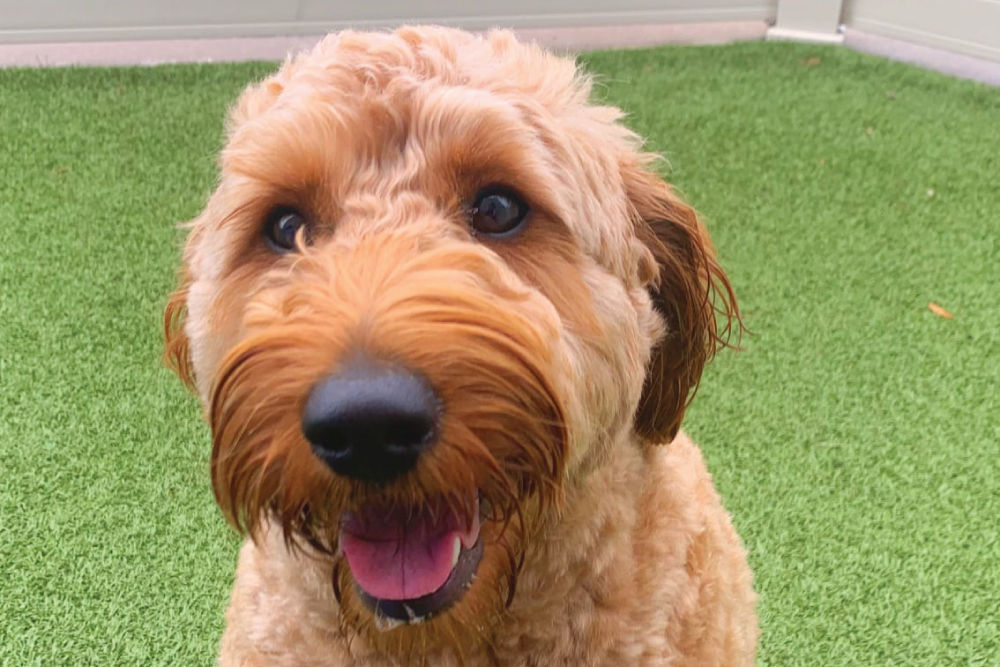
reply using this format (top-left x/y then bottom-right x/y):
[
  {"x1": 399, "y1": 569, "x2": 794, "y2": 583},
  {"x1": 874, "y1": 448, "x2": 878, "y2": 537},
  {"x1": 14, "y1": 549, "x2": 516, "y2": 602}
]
[{"x1": 341, "y1": 504, "x2": 476, "y2": 601}]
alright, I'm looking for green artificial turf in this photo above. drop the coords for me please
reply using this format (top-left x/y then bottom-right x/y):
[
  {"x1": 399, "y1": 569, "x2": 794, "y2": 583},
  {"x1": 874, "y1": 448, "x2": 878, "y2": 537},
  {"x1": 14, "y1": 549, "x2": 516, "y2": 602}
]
[{"x1": 1, "y1": 41, "x2": 998, "y2": 664}]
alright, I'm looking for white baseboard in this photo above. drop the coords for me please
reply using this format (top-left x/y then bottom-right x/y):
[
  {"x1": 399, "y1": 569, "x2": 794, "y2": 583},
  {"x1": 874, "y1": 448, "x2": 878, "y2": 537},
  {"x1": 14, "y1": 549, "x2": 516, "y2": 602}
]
[
  {"x1": 766, "y1": 26, "x2": 844, "y2": 45},
  {"x1": 844, "y1": 28, "x2": 1000, "y2": 86}
]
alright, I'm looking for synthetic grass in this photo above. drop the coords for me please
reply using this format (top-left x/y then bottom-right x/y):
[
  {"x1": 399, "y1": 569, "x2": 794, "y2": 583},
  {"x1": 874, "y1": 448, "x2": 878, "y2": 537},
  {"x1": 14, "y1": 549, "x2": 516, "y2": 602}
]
[{"x1": 1, "y1": 41, "x2": 997, "y2": 664}]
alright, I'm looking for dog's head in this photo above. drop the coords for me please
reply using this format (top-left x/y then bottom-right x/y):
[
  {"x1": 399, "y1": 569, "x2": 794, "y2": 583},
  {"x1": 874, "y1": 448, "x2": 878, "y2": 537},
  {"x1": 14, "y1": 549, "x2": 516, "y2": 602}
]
[{"x1": 164, "y1": 26, "x2": 737, "y2": 652}]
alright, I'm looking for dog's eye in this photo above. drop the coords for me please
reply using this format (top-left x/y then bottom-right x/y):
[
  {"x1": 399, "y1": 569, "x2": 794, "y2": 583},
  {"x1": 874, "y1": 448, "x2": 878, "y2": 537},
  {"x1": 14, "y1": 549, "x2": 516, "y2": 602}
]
[
  {"x1": 470, "y1": 187, "x2": 528, "y2": 237},
  {"x1": 264, "y1": 207, "x2": 308, "y2": 252}
]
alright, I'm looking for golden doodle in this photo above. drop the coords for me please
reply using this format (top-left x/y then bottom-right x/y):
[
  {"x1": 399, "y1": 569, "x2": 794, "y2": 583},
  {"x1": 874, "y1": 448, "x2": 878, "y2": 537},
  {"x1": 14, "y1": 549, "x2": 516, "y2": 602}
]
[{"x1": 165, "y1": 26, "x2": 757, "y2": 665}]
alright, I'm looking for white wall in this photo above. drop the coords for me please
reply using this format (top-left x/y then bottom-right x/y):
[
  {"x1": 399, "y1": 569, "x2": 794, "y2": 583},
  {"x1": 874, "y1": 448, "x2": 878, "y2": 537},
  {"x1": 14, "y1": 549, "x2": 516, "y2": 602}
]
[
  {"x1": 844, "y1": 0, "x2": 1000, "y2": 62},
  {"x1": 2, "y1": 0, "x2": 997, "y2": 64},
  {"x1": 0, "y1": 0, "x2": 776, "y2": 43}
]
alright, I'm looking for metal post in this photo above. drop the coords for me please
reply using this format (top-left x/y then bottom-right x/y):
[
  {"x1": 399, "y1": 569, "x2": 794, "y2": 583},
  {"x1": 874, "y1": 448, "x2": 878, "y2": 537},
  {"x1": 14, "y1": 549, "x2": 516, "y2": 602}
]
[{"x1": 768, "y1": 0, "x2": 846, "y2": 44}]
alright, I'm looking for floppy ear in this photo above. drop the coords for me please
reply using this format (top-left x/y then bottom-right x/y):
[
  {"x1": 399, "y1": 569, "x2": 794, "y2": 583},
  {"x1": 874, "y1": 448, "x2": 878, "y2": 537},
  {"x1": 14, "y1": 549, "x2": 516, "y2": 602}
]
[
  {"x1": 625, "y1": 163, "x2": 740, "y2": 443},
  {"x1": 163, "y1": 268, "x2": 196, "y2": 390}
]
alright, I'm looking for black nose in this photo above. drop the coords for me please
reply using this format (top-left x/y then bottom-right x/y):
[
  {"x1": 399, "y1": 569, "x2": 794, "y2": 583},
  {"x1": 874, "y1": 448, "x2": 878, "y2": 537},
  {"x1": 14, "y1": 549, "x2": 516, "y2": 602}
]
[{"x1": 301, "y1": 360, "x2": 439, "y2": 483}]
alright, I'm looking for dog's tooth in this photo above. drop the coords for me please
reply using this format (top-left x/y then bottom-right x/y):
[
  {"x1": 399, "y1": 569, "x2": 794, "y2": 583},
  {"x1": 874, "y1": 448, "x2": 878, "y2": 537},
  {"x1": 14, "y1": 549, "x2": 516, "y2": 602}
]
[
  {"x1": 373, "y1": 613, "x2": 404, "y2": 632},
  {"x1": 402, "y1": 603, "x2": 424, "y2": 624},
  {"x1": 451, "y1": 535, "x2": 461, "y2": 568},
  {"x1": 459, "y1": 508, "x2": 481, "y2": 549}
]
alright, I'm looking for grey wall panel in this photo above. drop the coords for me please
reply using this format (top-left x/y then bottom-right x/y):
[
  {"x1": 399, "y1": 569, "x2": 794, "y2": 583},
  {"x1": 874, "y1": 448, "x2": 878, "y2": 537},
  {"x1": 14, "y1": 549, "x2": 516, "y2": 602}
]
[
  {"x1": 772, "y1": 0, "x2": 843, "y2": 36},
  {"x1": 0, "y1": 0, "x2": 776, "y2": 44},
  {"x1": 844, "y1": 0, "x2": 1000, "y2": 62},
  {"x1": 1, "y1": 0, "x2": 296, "y2": 30},
  {"x1": 296, "y1": 0, "x2": 774, "y2": 24}
]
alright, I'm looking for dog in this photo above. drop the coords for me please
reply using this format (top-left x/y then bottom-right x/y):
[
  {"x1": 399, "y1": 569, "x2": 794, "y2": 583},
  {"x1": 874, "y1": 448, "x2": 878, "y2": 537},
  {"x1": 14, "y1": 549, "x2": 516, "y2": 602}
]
[{"x1": 164, "y1": 26, "x2": 757, "y2": 665}]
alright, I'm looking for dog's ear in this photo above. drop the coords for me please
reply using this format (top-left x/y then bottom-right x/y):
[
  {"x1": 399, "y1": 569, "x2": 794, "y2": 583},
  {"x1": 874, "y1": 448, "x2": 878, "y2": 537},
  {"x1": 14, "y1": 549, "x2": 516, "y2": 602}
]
[
  {"x1": 625, "y1": 162, "x2": 740, "y2": 443},
  {"x1": 163, "y1": 269, "x2": 195, "y2": 390},
  {"x1": 164, "y1": 67, "x2": 289, "y2": 393}
]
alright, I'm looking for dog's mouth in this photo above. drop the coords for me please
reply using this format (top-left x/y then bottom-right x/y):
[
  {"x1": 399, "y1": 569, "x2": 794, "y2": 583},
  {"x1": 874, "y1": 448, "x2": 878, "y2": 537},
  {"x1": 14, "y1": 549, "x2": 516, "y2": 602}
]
[{"x1": 340, "y1": 496, "x2": 483, "y2": 628}]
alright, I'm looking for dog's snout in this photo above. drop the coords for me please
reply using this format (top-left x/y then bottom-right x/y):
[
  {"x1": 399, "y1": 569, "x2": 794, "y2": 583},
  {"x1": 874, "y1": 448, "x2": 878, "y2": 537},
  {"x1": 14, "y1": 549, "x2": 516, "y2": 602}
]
[{"x1": 301, "y1": 360, "x2": 439, "y2": 482}]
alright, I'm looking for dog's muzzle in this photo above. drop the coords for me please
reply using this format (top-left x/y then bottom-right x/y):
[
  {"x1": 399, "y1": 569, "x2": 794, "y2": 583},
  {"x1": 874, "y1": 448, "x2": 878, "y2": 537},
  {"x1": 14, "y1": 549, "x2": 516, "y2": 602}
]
[{"x1": 301, "y1": 358, "x2": 485, "y2": 625}]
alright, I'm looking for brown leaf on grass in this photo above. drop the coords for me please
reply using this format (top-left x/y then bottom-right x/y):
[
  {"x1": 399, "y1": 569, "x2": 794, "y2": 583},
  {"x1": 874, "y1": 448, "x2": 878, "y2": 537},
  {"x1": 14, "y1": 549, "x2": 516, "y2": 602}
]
[
  {"x1": 928, "y1": 302, "x2": 953, "y2": 319},
  {"x1": 866, "y1": 127, "x2": 875, "y2": 137},
  {"x1": 801, "y1": 57, "x2": 821, "y2": 67}
]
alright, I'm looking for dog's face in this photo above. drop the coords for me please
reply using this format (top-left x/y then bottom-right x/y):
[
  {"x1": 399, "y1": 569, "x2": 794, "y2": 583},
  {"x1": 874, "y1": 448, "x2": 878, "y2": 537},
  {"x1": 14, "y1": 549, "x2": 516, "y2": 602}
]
[{"x1": 165, "y1": 27, "x2": 735, "y2": 650}]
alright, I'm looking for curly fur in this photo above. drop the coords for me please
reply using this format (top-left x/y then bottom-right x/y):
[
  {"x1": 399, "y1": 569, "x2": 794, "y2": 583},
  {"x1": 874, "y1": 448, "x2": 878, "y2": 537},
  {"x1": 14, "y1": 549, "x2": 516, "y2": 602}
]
[{"x1": 165, "y1": 25, "x2": 757, "y2": 665}]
